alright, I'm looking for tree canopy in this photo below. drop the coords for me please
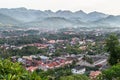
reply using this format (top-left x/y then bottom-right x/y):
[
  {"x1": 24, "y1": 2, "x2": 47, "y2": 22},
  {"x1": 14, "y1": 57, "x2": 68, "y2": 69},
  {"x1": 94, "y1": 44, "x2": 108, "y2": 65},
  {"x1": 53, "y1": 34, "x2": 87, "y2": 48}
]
[
  {"x1": 0, "y1": 59, "x2": 41, "y2": 80},
  {"x1": 99, "y1": 64, "x2": 120, "y2": 80},
  {"x1": 106, "y1": 34, "x2": 120, "y2": 65},
  {"x1": 59, "y1": 74, "x2": 90, "y2": 80}
]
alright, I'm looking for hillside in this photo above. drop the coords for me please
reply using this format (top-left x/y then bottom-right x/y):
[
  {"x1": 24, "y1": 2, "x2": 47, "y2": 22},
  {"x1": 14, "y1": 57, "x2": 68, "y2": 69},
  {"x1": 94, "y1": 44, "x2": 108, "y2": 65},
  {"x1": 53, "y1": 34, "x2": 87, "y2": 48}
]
[
  {"x1": 0, "y1": 8, "x2": 120, "y2": 29},
  {"x1": 22, "y1": 17, "x2": 74, "y2": 29},
  {"x1": 0, "y1": 13, "x2": 20, "y2": 26}
]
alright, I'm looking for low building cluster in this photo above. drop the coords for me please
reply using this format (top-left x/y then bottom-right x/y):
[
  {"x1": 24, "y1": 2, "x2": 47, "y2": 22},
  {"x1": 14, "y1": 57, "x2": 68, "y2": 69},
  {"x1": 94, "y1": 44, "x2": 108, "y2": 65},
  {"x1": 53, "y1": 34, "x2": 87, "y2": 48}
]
[{"x1": 11, "y1": 55, "x2": 74, "y2": 72}]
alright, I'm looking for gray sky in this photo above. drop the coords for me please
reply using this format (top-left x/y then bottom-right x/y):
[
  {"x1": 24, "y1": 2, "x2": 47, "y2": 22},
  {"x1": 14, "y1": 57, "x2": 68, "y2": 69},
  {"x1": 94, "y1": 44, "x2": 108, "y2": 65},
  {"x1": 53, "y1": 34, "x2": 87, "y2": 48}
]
[{"x1": 0, "y1": 0, "x2": 120, "y2": 15}]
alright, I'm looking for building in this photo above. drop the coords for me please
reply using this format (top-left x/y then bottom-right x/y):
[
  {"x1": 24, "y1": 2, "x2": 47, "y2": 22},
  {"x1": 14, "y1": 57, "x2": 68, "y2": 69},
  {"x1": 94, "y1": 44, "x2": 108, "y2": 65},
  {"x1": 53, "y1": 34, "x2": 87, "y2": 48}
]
[
  {"x1": 72, "y1": 65, "x2": 86, "y2": 74},
  {"x1": 89, "y1": 71, "x2": 101, "y2": 80}
]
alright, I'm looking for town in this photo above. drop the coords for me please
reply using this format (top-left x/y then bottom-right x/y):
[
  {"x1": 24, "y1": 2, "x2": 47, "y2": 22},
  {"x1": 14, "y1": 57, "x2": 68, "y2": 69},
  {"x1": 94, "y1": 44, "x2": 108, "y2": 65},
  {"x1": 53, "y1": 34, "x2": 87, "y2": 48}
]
[{"x1": 0, "y1": 27, "x2": 117, "y2": 80}]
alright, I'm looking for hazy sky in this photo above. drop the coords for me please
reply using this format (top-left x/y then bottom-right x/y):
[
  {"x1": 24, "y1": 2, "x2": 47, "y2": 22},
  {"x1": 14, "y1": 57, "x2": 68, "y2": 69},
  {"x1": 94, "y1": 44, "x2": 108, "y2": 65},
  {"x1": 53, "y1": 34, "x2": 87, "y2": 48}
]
[{"x1": 0, "y1": 0, "x2": 120, "y2": 15}]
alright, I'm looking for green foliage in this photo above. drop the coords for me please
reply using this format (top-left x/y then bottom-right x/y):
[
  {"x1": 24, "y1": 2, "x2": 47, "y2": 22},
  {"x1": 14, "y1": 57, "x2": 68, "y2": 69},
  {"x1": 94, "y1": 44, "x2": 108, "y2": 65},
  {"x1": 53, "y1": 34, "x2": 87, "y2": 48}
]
[
  {"x1": 106, "y1": 34, "x2": 119, "y2": 53},
  {"x1": 99, "y1": 64, "x2": 120, "y2": 80},
  {"x1": 106, "y1": 34, "x2": 120, "y2": 65},
  {"x1": 65, "y1": 44, "x2": 82, "y2": 55},
  {"x1": 83, "y1": 55, "x2": 93, "y2": 64},
  {"x1": 0, "y1": 46, "x2": 46, "y2": 58},
  {"x1": 87, "y1": 42, "x2": 104, "y2": 55},
  {"x1": 0, "y1": 38, "x2": 6, "y2": 44},
  {"x1": 21, "y1": 46, "x2": 38, "y2": 56},
  {"x1": 36, "y1": 66, "x2": 72, "y2": 80},
  {"x1": 59, "y1": 74, "x2": 90, "y2": 80},
  {"x1": 53, "y1": 44, "x2": 82, "y2": 57},
  {"x1": 0, "y1": 35, "x2": 43, "y2": 45},
  {"x1": 0, "y1": 59, "x2": 41, "y2": 80}
]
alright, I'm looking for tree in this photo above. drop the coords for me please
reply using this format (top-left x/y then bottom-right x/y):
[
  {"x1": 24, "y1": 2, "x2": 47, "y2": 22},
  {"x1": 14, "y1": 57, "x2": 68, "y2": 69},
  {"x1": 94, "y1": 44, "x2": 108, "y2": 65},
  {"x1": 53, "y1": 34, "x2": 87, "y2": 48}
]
[
  {"x1": 0, "y1": 59, "x2": 41, "y2": 80},
  {"x1": 106, "y1": 34, "x2": 120, "y2": 65},
  {"x1": 21, "y1": 46, "x2": 38, "y2": 56},
  {"x1": 98, "y1": 64, "x2": 120, "y2": 80},
  {"x1": 59, "y1": 74, "x2": 90, "y2": 80}
]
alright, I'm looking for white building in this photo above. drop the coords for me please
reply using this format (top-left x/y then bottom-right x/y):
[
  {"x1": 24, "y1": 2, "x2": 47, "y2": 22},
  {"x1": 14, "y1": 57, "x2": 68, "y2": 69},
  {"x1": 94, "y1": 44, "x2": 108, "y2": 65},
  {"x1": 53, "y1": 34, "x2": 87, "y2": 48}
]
[{"x1": 72, "y1": 66, "x2": 86, "y2": 74}]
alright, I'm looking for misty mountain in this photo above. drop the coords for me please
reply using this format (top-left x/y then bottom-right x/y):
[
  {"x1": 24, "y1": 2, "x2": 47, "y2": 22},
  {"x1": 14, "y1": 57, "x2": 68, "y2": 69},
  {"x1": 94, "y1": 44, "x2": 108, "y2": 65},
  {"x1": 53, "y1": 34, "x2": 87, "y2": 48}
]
[
  {"x1": 0, "y1": 7, "x2": 120, "y2": 29},
  {"x1": 22, "y1": 17, "x2": 74, "y2": 29},
  {"x1": 0, "y1": 7, "x2": 48, "y2": 22},
  {"x1": 97, "y1": 15, "x2": 120, "y2": 23},
  {"x1": 87, "y1": 11, "x2": 108, "y2": 21},
  {"x1": 0, "y1": 13, "x2": 20, "y2": 26},
  {"x1": 93, "y1": 15, "x2": 120, "y2": 27},
  {"x1": 0, "y1": 8, "x2": 108, "y2": 22}
]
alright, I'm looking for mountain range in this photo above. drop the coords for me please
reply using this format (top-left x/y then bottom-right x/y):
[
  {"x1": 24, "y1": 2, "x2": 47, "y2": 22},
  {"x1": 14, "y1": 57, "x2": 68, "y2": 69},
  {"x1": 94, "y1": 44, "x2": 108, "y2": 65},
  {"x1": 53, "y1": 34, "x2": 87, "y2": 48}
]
[{"x1": 0, "y1": 7, "x2": 120, "y2": 29}]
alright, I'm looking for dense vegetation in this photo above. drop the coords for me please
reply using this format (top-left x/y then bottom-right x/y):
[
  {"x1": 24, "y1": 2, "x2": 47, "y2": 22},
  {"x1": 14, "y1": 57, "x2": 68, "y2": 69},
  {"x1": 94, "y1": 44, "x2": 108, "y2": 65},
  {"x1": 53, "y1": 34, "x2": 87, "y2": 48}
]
[
  {"x1": 100, "y1": 64, "x2": 120, "y2": 80},
  {"x1": 97, "y1": 34, "x2": 120, "y2": 80},
  {"x1": 59, "y1": 74, "x2": 90, "y2": 80},
  {"x1": 0, "y1": 59, "x2": 41, "y2": 80},
  {"x1": 106, "y1": 34, "x2": 120, "y2": 65},
  {"x1": 0, "y1": 46, "x2": 46, "y2": 58},
  {"x1": 0, "y1": 58, "x2": 90, "y2": 80}
]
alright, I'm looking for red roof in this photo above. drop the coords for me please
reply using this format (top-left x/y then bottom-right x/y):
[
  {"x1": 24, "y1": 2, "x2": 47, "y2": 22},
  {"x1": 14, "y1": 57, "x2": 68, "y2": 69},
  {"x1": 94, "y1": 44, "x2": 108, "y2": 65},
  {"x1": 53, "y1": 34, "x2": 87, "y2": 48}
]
[
  {"x1": 90, "y1": 71, "x2": 101, "y2": 78},
  {"x1": 52, "y1": 62, "x2": 60, "y2": 66},
  {"x1": 26, "y1": 66, "x2": 38, "y2": 72},
  {"x1": 47, "y1": 63, "x2": 54, "y2": 68},
  {"x1": 60, "y1": 59, "x2": 65, "y2": 63}
]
